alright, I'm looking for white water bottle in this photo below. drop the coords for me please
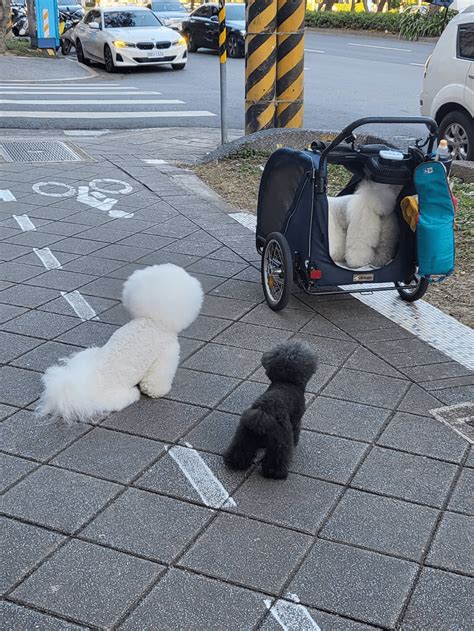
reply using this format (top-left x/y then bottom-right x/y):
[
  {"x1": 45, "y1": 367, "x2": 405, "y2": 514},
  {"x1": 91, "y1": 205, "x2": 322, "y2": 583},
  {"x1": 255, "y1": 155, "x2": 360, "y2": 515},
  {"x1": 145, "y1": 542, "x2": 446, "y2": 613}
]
[{"x1": 436, "y1": 139, "x2": 450, "y2": 162}]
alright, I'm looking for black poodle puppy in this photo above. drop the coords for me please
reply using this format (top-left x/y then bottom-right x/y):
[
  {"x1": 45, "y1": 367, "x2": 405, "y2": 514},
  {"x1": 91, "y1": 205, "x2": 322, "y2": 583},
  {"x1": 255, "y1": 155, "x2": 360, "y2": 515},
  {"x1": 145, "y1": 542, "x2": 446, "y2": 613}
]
[{"x1": 223, "y1": 341, "x2": 317, "y2": 480}]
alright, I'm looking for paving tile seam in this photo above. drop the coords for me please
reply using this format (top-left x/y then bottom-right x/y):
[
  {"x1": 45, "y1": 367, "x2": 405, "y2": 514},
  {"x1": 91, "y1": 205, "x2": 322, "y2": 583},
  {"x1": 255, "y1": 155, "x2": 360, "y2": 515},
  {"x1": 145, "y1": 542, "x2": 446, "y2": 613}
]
[
  {"x1": 392, "y1": 446, "x2": 471, "y2": 627},
  {"x1": 258, "y1": 403, "x2": 402, "y2": 620},
  {"x1": 4, "y1": 597, "x2": 98, "y2": 631}
]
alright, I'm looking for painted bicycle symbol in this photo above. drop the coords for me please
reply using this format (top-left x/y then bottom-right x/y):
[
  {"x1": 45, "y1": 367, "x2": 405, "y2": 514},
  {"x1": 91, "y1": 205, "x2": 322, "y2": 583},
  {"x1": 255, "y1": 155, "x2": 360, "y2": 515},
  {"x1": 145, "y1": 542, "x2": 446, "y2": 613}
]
[{"x1": 32, "y1": 179, "x2": 134, "y2": 218}]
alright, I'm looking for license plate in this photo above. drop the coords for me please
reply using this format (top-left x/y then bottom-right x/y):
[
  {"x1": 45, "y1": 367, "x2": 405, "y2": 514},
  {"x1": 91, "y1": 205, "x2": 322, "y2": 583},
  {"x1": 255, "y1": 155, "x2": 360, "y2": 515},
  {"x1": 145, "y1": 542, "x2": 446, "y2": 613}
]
[{"x1": 147, "y1": 49, "x2": 164, "y2": 58}]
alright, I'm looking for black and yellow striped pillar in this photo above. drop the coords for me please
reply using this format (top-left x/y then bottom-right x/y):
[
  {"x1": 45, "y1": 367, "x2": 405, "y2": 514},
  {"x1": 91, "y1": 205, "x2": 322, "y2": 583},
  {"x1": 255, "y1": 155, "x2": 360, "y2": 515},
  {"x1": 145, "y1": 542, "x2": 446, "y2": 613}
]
[
  {"x1": 218, "y1": 0, "x2": 228, "y2": 144},
  {"x1": 276, "y1": 0, "x2": 305, "y2": 128},
  {"x1": 218, "y1": 0, "x2": 227, "y2": 64},
  {"x1": 245, "y1": 0, "x2": 277, "y2": 135}
]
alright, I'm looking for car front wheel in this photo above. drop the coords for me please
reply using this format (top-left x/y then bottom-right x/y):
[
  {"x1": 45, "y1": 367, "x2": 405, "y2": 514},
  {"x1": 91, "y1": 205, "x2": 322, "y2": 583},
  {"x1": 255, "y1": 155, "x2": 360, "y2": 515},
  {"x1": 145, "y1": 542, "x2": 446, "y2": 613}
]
[
  {"x1": 227, "y1": 32, "x2": 243, "y2": 58},
  {"x1": 185, "y1": 31, "x2": 198, "y2": 52},
  {"x1": 75, "y1": 39, "x2": 90, "y2": 65},
  {"x1": 439, "y1": 110, "x2": 474, "y2": 161},
  {"x1": 104, "y1": 45, "x2": 116, "y2": 73}
]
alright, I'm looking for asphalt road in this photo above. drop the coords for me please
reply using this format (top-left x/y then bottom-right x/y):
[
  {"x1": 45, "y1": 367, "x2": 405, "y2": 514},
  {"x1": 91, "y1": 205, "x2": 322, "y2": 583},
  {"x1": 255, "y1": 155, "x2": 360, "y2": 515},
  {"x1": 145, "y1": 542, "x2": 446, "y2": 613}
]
[{"x1": 1, "y1": 31, "x2": 435, "y2": 142}]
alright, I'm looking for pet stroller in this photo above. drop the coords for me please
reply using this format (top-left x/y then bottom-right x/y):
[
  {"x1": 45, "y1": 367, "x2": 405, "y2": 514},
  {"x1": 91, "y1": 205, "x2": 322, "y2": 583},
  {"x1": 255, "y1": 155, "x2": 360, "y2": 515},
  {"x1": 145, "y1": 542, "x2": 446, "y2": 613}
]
[{"x1": 257, "y1": 116, "x2": 456, "y2": 311}]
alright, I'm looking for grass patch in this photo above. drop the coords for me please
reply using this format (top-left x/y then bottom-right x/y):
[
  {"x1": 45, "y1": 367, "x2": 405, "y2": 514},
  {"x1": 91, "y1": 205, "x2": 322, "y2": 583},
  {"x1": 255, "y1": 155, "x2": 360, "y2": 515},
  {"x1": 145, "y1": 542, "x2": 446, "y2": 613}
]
[
  {"x1": 193, "y1": 155, "x2": 473, "y2": 326},
  {"x1": 6, "y1": 38, "x2": 52, "y2": 57}
]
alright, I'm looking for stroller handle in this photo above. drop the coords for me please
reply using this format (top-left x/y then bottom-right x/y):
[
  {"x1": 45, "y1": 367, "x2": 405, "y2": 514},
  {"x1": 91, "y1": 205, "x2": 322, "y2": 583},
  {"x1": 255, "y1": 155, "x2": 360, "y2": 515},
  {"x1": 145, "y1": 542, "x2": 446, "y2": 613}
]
[{"x1": 319, "y1": 116, "x2": 438, "y2": 167}]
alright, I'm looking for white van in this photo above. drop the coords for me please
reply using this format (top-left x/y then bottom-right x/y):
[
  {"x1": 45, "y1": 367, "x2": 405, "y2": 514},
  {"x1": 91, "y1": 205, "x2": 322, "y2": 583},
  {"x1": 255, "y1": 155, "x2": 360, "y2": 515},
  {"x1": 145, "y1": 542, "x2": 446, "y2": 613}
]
[{"x1": 420, "y1": 7, "x2": 474, "y2": 160}]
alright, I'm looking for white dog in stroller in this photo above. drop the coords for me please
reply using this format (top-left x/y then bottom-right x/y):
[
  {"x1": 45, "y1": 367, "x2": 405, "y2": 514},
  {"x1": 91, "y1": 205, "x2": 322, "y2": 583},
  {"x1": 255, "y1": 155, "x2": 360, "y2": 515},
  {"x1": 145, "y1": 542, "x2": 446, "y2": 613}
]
[{"x1": 328, "y1": 179, "x2": 402, "y2": 269}]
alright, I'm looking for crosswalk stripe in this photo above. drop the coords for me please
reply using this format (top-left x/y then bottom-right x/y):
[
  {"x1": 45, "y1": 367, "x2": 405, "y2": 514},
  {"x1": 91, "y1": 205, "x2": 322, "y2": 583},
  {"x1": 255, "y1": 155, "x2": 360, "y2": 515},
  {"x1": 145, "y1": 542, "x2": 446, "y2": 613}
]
[
  {"x1": 2, "y1": 99, "x2": 185, "y2": 105},
  {"x1": 0, "y1": 85, "x2": 138, "y2": 90},
  {"x1": 0, "y1": 91, "x2": 162, "y2": 96},
  {"x1": 0, "y1": 110, "x2": 216, "y2": 118}
]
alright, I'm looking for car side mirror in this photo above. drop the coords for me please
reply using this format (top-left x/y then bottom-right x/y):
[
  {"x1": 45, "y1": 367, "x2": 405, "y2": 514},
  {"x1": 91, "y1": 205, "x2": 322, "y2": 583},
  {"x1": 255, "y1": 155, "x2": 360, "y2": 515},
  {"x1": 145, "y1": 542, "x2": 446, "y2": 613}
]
[
  {"x1": 89, "y1": 21, "x2": 100, "y2": 29},
  {"x1": 210, "y1": 15, "x2": 218, "y2": 22}
]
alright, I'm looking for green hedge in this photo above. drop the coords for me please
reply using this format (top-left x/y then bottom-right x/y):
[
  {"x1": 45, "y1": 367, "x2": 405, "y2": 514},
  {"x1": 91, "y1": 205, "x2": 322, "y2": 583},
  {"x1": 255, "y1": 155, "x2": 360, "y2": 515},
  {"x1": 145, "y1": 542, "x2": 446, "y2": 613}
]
[
  {"x1": 304, "y1": 10, "x2": 457, "y2": 39},
  {"x1": 305, "y1": 10, "x2": 401, "y2": 34}
]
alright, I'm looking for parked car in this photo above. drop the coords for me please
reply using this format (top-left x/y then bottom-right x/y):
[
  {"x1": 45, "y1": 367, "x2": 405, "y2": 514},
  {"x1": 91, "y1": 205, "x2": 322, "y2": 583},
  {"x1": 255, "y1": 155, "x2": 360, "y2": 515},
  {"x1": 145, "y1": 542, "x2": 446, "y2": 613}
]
[
  {"x1": 149, "y1": 1, "x2": 188, "y2": 32},
  {"x1": 74, "y1": 6, "x2": 188, "y2": 72},
  {"x1": 57, "y1": 0, "x2": 84, "y2": 18},
  {"x1": 421, "y1": 7, "x2": 474, "y2": 160},
  {"x1": 182, "y1": 2, "x2": 245, "y2": 58}
]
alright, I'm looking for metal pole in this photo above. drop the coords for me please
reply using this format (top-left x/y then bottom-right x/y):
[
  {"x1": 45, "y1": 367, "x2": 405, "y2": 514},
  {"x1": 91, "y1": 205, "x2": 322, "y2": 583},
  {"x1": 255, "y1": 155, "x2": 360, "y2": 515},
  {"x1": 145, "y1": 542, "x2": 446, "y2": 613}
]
[
  {"x1": 276, "y1": 0, "x2": 305, "y2": 128},
  {"x1": 218, "y1": 0, "x2": 228, "y2": 145},
  {"x1": 245, "y1": 0, "x2": 277, "y2": 135}
]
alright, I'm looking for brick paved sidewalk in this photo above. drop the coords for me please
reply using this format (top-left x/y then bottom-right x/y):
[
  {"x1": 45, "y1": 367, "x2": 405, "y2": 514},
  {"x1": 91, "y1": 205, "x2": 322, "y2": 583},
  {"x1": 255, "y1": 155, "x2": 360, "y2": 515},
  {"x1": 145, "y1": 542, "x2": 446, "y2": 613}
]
[{"x1": 1, "y1": 132, "x2": 473, "y2": 630}]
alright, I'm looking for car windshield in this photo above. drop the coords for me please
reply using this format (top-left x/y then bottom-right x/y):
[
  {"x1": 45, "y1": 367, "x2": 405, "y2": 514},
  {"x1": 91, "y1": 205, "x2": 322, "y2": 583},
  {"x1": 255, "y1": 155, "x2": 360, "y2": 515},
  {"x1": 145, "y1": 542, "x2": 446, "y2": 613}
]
[
  {"x1": 151, "y1": 2, "x2": 186, "y2": 12},
  {"x1": 104, "y1": 11, "x2": 161, "y2": 28},
  {"x1": 225, "y1": 4, "x2": 244, "y2": 21}
]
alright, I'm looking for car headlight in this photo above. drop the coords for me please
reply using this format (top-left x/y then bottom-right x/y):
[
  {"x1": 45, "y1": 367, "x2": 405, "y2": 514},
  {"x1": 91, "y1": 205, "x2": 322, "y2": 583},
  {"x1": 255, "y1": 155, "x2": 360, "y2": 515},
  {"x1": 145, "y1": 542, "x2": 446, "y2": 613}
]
[
  {"x1": 177, "y1": 36, "x2": 186, "y2": 46},
  {"x1": 113, "y1": 41, "x2": 135, "y2": 48}
]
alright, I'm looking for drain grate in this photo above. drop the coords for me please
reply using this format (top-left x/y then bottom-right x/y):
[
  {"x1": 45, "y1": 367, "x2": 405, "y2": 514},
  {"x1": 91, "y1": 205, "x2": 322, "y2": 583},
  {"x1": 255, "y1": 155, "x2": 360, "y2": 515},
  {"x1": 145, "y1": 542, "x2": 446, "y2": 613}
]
[
  {"x1": 0, "y1": 141, "x2": 83, "y2": 163},
  {"x1": 431, "y1": 403, "x2": 474, "y2": 443}
]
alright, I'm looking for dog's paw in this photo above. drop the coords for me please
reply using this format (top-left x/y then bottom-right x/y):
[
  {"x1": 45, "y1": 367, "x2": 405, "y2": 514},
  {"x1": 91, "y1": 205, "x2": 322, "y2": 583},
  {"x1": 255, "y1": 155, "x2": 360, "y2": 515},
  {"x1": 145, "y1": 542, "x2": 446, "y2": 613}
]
[
  {"x1": 261, "y1": 465, "x2": 288, "y2": 480},
  {"x1": 223, "y1": 449, "x2": 253, "y2": 471},
  {"x1": 139, "y1": 382, "x2": 170, "y2": 399}
]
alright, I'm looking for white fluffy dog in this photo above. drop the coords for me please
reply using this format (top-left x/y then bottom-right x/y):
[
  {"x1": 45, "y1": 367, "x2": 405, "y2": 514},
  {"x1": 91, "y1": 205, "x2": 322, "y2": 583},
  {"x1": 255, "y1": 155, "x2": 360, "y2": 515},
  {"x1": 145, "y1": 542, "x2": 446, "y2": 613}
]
[
  {"x1": 37, "y1": 264, "x2": 203, "y2": 423},
  {"x1": 328, "y1": 180, "x2": 402, "y2": 269}
]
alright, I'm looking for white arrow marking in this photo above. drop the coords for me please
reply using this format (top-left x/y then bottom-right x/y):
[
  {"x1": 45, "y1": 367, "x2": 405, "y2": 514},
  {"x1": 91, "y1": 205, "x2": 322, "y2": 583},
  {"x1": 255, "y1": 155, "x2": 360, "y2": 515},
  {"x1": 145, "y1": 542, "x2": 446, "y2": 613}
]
[
  {"x1": 168, "y1": 444, "x2": 236, "y2": 509},
  {"x1": 33, "y1": 247, "x2": 62, "y2": 270},
  {"x1": 13, "y1": 214, "x2": 36, "y2": 231},
  {"x1": 264, "y1": 598, "x2": 321, "y2": 631},
  {"x1": 0, "y1": 189, "x2": 16, "y2": 202},
  {"x1": 61, "y1": 291, "x2": 98, "y2": 321}
]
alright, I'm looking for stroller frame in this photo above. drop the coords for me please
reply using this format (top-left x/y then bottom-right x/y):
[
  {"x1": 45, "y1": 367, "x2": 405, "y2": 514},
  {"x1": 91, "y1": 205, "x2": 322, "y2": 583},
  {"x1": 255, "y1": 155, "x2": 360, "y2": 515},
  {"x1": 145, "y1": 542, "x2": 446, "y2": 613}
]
[{"x1": 256, "y1": 116, "x2": 439, "y2": 311}]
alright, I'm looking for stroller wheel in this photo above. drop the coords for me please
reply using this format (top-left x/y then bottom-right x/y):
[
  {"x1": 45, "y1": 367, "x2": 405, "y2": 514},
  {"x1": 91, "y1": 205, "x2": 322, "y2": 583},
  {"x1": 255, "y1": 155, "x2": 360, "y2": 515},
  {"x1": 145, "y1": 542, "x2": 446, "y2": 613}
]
[
  {"x1": 395, "y1": 276, "x2": 429, "y2": 302},
  {"x1": 261, "y1": 232, "x2": 293, "y2": 311}
]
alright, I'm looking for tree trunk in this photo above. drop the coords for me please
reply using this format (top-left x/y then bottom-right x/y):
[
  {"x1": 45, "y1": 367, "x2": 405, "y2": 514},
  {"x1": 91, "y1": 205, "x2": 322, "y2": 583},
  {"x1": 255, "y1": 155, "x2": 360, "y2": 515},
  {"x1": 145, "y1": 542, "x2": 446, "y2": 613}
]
[
  {"x1": 322, "y1": 0, "x2": 337, "y2": 11},
  {"x1": 377, "y1": 0, "x2": 387, "y2": 12},
  {"x1": 350, "y1": 0, "x2": 356, "y2": 10},
  {"x1": 0, "y1": 0, "x2": 11, "y2": 55},
  {"x1": 26, "y1": 0, "x2": 36, "y2": 42},
  {"x1": 362, "y1": 0, "x2": 371, "y2": 12}
]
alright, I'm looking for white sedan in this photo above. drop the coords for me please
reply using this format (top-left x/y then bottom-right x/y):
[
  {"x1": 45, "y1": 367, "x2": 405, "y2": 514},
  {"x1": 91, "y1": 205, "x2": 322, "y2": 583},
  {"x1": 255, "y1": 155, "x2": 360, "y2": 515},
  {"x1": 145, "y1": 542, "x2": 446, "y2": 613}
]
[{"x1": 74, "y1": 6, "x2": 188, "y2": 72}]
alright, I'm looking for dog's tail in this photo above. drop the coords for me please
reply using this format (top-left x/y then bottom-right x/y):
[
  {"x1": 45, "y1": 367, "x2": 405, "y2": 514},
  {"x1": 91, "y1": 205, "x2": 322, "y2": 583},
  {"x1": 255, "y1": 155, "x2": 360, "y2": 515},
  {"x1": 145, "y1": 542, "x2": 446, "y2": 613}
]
[
  {"x1": 36, "y1": 347, "x2": 106, "y2": 423},
  {"x1": 241, "y1": 408, "x2": 275, "y2": 436}
]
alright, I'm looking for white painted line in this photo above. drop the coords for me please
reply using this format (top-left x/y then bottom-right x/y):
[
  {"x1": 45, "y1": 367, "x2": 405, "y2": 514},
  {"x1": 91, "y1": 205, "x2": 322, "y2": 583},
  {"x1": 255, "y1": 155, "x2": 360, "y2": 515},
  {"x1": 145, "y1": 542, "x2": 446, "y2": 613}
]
[
  {"x1": 61, "y1": 291, "x2": 97, "y2": 321},
  {"x1": 264, "y1": 598, "x2": 321, "y2": 631},
  {"x1": 228, "y1": 212, "x2": 474, "y2": 371},
  {"x1": 229, "y1": 211, "x2": 257, "y2": 231},
  {"x1": 143, "y1": 159, "x2": 169, "y2": 165},
  {"x1": 430, "y1": 403, "x2": 474, "y2": 444},
  {"x1": 0, "y1": 110, "x2": 216, "y2": 119},
  {"x1": 64, "y1": 130, "x2": 110, "y2": 136},
  {"x1": 0, "y1": 99, "x2": 185, "y2": 105},
  {"x1": 0, "y1": 91, "x2": 162, "y2": 96},
  {"x1": 33, "y1": 247, "x2": 62, "y2": 270},
  {"x1": 0, "y1": 189, "x2": 16, "y2": 202},
  {"x1": 348, "y1": 42, "x2": 411, "y2": 52},
  {"x1": 410, "y1": 62, "x2": 424, "y2": 67},
  {"x1": 13, "y1": 214, "x2": 36, "y2": 231},
  {"x1": 344, "y1": 285, "x2": 474, "y2": 371},
  {"x1": 168, "y1": 444, "x2": 236, "y2": 509},
  {"x1": 304, "y1": 48, "x2": 325, "y2": 53}
]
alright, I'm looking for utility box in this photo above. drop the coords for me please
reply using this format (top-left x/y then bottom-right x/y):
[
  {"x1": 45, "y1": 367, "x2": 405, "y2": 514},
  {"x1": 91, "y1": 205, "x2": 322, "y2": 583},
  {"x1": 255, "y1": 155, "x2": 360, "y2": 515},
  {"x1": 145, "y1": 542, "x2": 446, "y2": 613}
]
[{"x1": 35, "y1": 0, "x2": 60, "y2": 48}]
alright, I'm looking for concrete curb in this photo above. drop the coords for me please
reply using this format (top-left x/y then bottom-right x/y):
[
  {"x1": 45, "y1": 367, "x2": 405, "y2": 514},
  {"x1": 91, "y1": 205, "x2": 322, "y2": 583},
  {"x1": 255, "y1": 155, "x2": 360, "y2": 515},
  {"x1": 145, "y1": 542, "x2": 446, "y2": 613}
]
[
  {"x1": 199, "y1": 128, "x2": 474, "y2": 183},
  {"x1": 198, "y1": 128, "x2": 394, "y2": 163}
]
